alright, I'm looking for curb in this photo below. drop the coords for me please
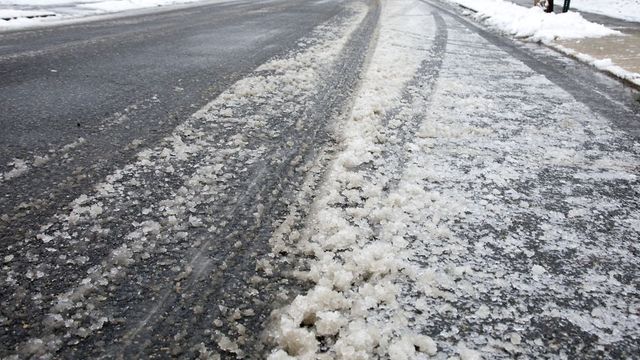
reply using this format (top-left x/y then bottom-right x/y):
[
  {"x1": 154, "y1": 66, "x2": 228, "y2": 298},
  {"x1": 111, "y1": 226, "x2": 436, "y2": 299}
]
[
  {"x1": 546, "y1": 43, "x2": 640, "y2": 91},
  {"x1": 456, "y1": 4, "x2": 640, "y2": 92}
]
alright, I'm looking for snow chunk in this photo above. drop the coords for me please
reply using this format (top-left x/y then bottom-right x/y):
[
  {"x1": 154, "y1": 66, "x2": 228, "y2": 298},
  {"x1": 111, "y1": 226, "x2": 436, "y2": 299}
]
[
  {"x1": 531, "y1": 264, "x2": 546, "y2": 276},
  {"x1": 413, "y1": 335, "x2": 438, "y2": 355}
]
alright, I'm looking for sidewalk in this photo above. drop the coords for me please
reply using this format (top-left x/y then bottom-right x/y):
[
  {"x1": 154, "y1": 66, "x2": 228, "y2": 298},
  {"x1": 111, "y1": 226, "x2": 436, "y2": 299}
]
[{"x1": 510, "y1": 0, "x2": 640, "y2": 87}]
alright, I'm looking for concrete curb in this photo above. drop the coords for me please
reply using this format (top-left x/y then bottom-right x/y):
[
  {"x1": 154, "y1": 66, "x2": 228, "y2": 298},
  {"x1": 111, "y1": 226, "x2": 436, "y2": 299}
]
[
  {"x1": 546, "y1": 42, "x2": 640, "y2": 91},
  {"x1": 456, "y1": 4, "x2": 640, "y2": 92}
]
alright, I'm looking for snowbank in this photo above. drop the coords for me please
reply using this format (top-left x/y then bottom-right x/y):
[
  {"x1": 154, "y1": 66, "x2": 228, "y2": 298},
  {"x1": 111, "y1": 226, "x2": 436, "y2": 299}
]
[
  {"x1": 76, "y1": 0, "x2": 202, "y2": 12},
  {"x1": 450, "y1": 0, "x2": 620, "y2": 42}
]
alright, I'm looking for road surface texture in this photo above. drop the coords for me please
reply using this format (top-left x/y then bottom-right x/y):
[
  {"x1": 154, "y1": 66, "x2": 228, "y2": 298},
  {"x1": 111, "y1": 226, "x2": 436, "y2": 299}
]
[{"x1": 1, "y1": 0, "x2": 639, "y2": 358}]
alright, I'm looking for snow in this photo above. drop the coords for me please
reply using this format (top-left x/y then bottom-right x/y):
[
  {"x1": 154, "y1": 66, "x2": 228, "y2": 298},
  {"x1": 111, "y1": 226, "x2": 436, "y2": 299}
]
[
  {"x1": 570, "y1": 0, "x2": 640, "y2": 23},
  {"x1": 0, "y1": 0, "x2": 228, "y2": 30},
  {"x1": 0, "y1": 137, "x2": 85, "y2": 184},
  {"x1": 2, "y1": 0, "x2": 638, "y2": 356},
  {"x1": 266, "y1": 0, "x2": 640, "y2": 357},
  {"x1": 266, "y1": 0, "x2": 450, "y2": 357},
  {"x1": 3, "y1": 2, "x2": 371, "y2": 357},
  {"x1": 447, "y1": 0, "x2": 639, "y2": 93},
  {"x1": 449, "y1": 0, "x2": 620, "y2": 42},
  {"x1": 553, "y1": 43, "x2": 640, "y2": 87},
  {"x1": 1, "y1": 158, "x2": 29, "y2": 182},
  {"x1": 0, "y1": 8, "x2": 53, "y2": 19}
]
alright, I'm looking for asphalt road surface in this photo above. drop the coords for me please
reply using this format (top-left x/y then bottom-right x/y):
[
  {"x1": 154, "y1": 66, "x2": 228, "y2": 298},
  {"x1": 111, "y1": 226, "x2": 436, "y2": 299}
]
[
  {"x1": 0, "y1": 0, "x2": 379, "y2": 357},
  {"x1": 1, "y1": 0, "x2": 638, "y2": 358}
]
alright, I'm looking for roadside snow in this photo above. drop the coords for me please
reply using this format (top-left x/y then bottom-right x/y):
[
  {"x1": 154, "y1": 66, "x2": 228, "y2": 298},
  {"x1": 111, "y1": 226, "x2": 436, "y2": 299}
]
[
  {"x1": 570, "y1": 0, "x2": 640, "y2": 23},
  {"x1": 449, "y1": 0, "x2": 620, "y2": 42},
  {"x1": 447, "y1": 0, "x2": 638, "y2": 93},
  {"x1": 0, "y1": 0, "x2": 223, "y2": 30},
  {"x1": 0, "y1": 8, "x2": 54, "y2": 19},
  {"x1": 553, "y1": 43, "x2": 640, "y2": 87}
]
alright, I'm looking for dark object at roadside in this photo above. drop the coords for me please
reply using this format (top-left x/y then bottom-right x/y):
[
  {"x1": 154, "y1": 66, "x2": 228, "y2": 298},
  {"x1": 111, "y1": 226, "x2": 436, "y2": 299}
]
[
  {"x1": 534, "y1": 0, "x2": 570, "y2": 13},
  {"x1": 534, "y1": 0, "x2": 554, "y2": 13},
  {"x1": 546, "y1": 0, "x2": 554, "y2": 12}
]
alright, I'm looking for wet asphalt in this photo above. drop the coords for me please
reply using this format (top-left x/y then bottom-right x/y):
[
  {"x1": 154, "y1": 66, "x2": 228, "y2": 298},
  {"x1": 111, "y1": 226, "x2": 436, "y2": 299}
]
[
  {"x1": 0, "y1": 0, "x2": 344, "y2": 215},
  {"x1": 0, "y1": 0, "x2": 378, "y2": 357}
]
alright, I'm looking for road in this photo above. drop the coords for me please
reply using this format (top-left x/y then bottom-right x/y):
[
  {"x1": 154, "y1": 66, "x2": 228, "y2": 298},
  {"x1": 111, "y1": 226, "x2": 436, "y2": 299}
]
[
  {"x1": 0, "y1": 0, "x2": 379, "y2": 357},
  {"x1": 0, "y1": 0, "x2": 638, "y2": 358}
]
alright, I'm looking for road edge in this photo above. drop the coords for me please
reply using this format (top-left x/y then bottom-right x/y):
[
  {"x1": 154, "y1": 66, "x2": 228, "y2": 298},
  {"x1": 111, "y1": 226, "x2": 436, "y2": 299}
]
[{"x1": 449, "y1": 3, "x2": 640, "y2": 91}]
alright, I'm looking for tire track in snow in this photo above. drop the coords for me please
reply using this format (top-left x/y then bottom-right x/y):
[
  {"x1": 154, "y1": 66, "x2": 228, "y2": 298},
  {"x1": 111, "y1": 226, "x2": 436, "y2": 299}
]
[
  {"x1": 265, "y1": 0, "x2": 448, "y2": 358},
  {"x1": 424, "y1": 0, "x2": 640, "y2": 138},
  {"x1": 373, "y1": 6, "x2": 640, "y2": 358},
  {"x1": 265, "y1": 0, "x2": 639, "y2": 358},
  {"x1": 110, "y1": 2, "x2": 379, "y2": 357},
  {"x1": 376, "y1": 10, "x2": 447, "y2": 193}
]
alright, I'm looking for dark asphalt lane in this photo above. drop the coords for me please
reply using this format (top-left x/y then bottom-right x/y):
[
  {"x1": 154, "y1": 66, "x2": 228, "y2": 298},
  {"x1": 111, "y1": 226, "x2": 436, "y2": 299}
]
[
  {"x1": 0, "y1": 0, "x2": 379, "y2": 357},
  {"x1": 0, "y1": 0, "x2": 343, "y2": 215}
]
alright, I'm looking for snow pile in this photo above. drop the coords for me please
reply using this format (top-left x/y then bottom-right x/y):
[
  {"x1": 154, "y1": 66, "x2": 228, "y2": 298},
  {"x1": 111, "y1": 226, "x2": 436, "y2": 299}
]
[
  {"x1": 450, "y1": 0, "x2": 620, "y2": 42},
  {"x1": 570, "y1": 0, "x2": 640, "y2": 23}
]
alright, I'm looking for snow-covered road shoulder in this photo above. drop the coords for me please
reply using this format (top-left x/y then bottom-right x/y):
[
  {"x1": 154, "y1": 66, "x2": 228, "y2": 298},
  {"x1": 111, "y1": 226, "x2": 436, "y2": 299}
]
[{"x1": 446, "y1": 0, "x2": 640, "y2": 88}]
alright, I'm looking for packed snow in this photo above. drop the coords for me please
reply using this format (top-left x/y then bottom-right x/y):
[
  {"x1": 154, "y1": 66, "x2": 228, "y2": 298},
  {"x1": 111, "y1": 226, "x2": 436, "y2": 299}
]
[{"x1": 449, "y1": 0, "x2": 620, "y2": 42}]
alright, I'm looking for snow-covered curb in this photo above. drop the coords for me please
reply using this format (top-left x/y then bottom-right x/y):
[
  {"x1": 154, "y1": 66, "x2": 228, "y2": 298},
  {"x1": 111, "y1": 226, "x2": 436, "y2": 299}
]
[{"x1": 447, "y1": 0, "x2": 640, "y2": 89}]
